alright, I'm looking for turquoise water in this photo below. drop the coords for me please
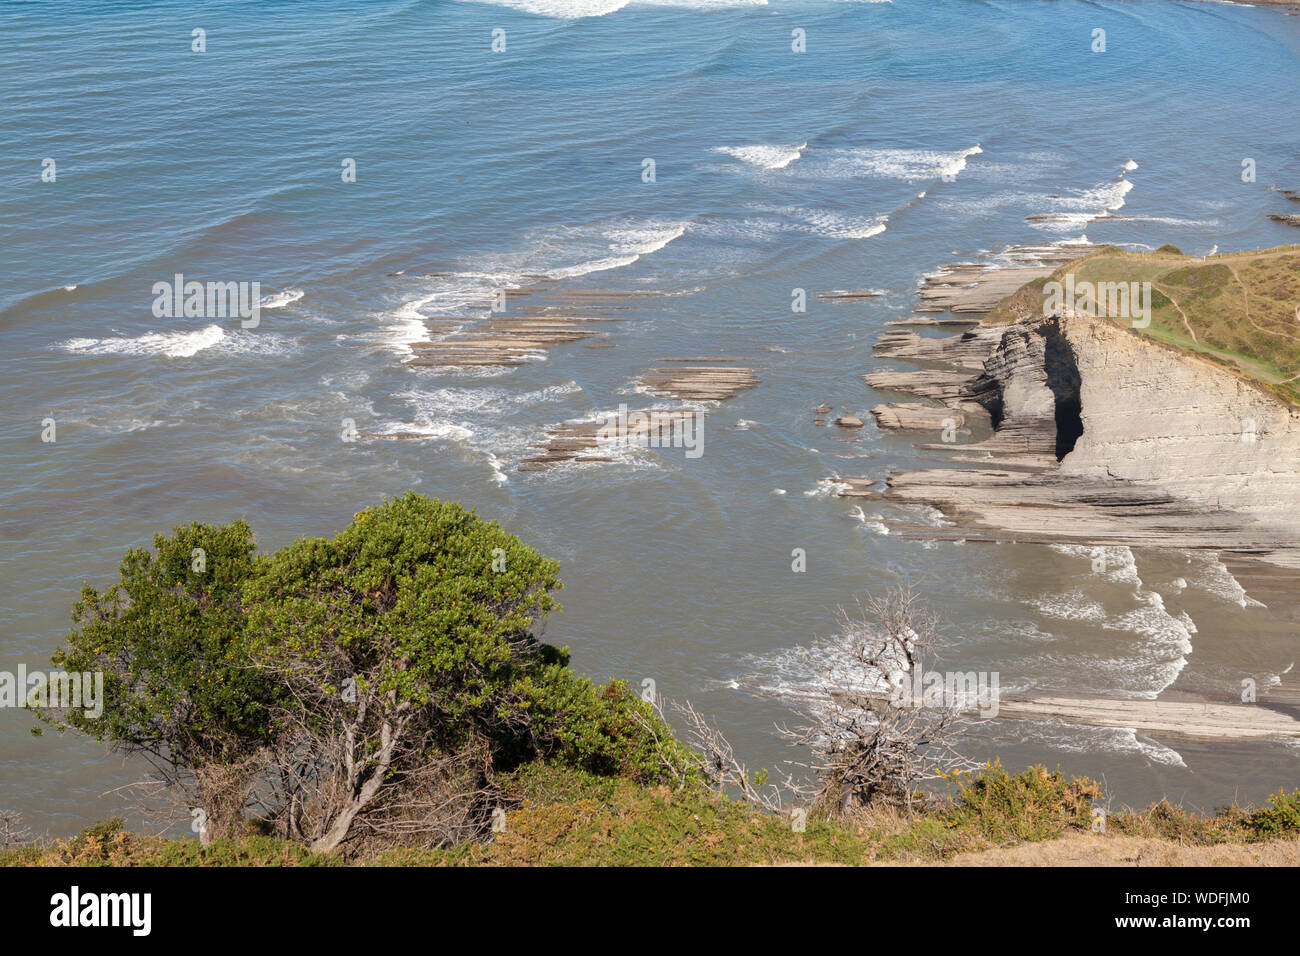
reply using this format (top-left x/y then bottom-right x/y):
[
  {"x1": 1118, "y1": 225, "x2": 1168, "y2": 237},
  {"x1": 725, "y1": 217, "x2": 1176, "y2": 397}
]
[{"x1": 3, "y1": 0, "x2": 1299, "y2": 835}]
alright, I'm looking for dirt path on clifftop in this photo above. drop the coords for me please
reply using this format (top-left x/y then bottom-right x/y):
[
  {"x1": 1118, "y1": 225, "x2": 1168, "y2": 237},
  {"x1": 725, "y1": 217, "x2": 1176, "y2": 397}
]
[
  {"x1": 1152, "y1": 280, "x2": 1199, "y2": 343},
  {"x1": 894, "y1": 833, "x2": 1300, "y2": 867}
]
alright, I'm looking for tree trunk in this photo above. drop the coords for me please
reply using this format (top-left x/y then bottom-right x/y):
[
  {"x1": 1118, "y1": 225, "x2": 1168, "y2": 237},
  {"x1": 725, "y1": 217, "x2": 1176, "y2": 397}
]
[{"x1": 308, "y1": 716, "x2": 406, "y2": 854}]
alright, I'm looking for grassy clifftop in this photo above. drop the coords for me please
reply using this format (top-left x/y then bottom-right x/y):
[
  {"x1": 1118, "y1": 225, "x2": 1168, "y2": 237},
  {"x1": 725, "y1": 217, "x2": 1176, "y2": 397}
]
[
  {"x1": 6, "y1": 763, "x2": 1300, "y2": 867},
  {"x1": 985, "y1": 244, "x2": 1300, "y2": 404}
]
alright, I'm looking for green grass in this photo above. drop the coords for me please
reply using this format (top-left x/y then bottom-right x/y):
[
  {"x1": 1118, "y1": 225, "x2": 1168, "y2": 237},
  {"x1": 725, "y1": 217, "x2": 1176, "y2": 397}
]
[
  {"x1": 7, "y1": 763, "x2": 1298, "y2": 867},
  {"x1": 984, "y1": 244, "x2": 1300, "y2": 403}
]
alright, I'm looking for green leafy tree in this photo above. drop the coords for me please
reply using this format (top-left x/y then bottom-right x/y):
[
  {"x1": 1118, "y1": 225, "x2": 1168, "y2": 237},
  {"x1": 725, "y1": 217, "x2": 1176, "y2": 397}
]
[
  {"x1": 530, "y1": 674, "x2": 699, "y2": 787},
  {"x1": 50, "y1": 521, "x2": 274, "y2": 845},
  {"x1": 47, "y1": 495, "x2": 699, "y2": 854},
  {"x1": 244, "y1": 492, "x2": 564, "y2": 853}
]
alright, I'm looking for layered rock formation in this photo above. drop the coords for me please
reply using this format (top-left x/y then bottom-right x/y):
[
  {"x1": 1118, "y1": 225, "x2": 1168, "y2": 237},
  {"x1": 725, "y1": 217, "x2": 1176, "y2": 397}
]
[
  {"x1": 637, "y1": 361, "x2": 759, "y2": 402},
  {"x1": 858, "y1": 308, "x2": 1300, "y2": 614}
]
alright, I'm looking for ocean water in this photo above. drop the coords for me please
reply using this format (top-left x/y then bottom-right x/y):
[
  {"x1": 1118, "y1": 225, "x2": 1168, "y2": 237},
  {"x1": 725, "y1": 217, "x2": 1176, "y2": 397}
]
[{"x1": 3, "y1": 0, "x2": 1300, "y2": 835}]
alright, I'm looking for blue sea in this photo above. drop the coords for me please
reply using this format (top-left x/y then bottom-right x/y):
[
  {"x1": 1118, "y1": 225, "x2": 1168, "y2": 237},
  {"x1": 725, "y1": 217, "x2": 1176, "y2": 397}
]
[{"x1": 3, "y1": 0, "x2": 1300, "y2": 835}]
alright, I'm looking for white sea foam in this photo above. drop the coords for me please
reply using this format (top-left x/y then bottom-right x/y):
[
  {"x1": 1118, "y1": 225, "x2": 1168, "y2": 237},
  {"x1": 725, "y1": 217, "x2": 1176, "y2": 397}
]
[
  {"x1": 714, "y1": 142, "x2": 807, "y2": 170},
  {"x1": 1185, "y1": 552, "x2": 1267, "y2": 608},
  {"x1": 219, "y1": 331, "x2": 299, "y2": 355},
  {"x1": 459, "y1": 0, "x2": 765, "y2": 19},
  {"x1": 1008, "y1": 723, "x2": 1186, "y2": 767},
  {"x1": 896, "y1": 504, "x2": 949, "y2": 527},
  {"x1": 80, "y1": 417, "x2": 167, "y2": 433},
  {"x1": 806, "y1": 144, "x2": 983, "y2": 182},
  {"x1": 373, "y1": 381, "x2": 586, "y2": 475},
  {"x1": 1107, "y1": 592, "x2": 1194, "y2": 694},
  {"x1": 545, "y1": 254, "x2": 641, "y2": 279},
  {"x1": 848, "y1": 506, "x2": 889, "y2": 534},
  {"x1": 782, "y1": 207, "x2": 888, "y2": 239},
  {"x1": 1038, "y1": 546, "x2": 1195, "y2": 697},
  {"x1": 1028, "y1": 177, "x2": 1134, "y2": 230},
  {"x1": 460, "y1": 0, "x2": 631, "y2": 17},
  {"x1": 369, "y1": 420, "x2": 475, "y2": 441},
  {"x1": 595, "y1": 220, "x2": 689, "y2": 259},
  {"x1": 319, "y1": 369, "x2": 373, "y2": 391},
  {"x1": 1105, "y1": 215, "x2": 1219, "y2": 228},
  {"x1": 1031, "y1": 590, "x2": 1110, "y2": 624},
  {"x1": 994, "y1": 618, "x2": 1061, "y2": 643},
  {"x1": 486, "y1": 452, "x2": 510, "y2": 485},
  {"x1": 260, "y1": 288, "x2": 304, "y2": 309},
  {"x1": 397, "y1": 381, "x2": 582, "y2": 420},
  {"x1": 1050, "y1": 544, "x2": 1141, "y2": 588},
  {"x1": 637, "y1": 0, "x2": 767, "y2": 6},
  {"x1": 703, "y1": 206, "x2": 887, "y2": 242},
  {"x1": 59, "y1": 324, "x2": 227, "y2": 358},
  {"x1": 58, "y1": 325, "x2": 296, "y2": 358},
  {"x1": 538, "y1": 218, "x2": 688, "y2": 279},
  {"x1": 373, "y1": 219, "x2": 686, "y2": 355},
  {"x1": 804, "y1": 477, "x2": 851, "y2": 497}
]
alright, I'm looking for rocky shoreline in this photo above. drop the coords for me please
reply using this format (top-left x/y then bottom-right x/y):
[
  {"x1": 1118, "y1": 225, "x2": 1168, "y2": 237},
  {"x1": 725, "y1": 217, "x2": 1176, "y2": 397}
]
[
  {"x1": 996, "y1": 694, "x2": 1300, "y2": 742},
  {"x1": 849, "y1": 244, "x2": 1300, "y2": 633}
]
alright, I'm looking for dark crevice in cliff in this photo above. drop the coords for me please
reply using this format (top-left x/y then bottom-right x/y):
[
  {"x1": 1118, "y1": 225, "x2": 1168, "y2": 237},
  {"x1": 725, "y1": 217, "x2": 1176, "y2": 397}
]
[{"x1": 1042, "y1": 322, "x2": 1083, "y2": 461}]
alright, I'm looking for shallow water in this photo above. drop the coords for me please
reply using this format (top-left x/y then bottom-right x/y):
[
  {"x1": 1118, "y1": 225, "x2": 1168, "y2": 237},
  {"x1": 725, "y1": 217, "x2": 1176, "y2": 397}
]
[{"x1": 3, "y1": 0, "x2": 1299, "y2": 835}]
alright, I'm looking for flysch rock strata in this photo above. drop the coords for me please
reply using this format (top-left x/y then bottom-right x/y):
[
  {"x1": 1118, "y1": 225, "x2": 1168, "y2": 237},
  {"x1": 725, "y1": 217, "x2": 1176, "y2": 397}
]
[
  {"x1": 817, "y1": 289, "x2": 884, "y2": 300},
  {"x1": 637, "y1": 361, "x2": 759, "y2": 402},
  {"x1": 401, "y1": 286, "x2": 667, "y2": 369},
  {"x1": 852, "y1": 299, "x2": 1300, "y2": 617},
  {"x1": 835, "y1": 238, "x2": 1300, "y2": 737},
  {"x1": 845, "y1": 225, "x2": 1300, "y2": 614},
  {"x1": 870, "y1": 403, "x2": 966, "y2": 431},
  {"x1": 838, "y1": 477, "x2": 883, "y2": 498},
  {"x1": 863, "y1": 368, "x2": 989, "y2": 410},
  {"x1": 873, "y1": 326, "x2": 1007, "y2": 371},
  {"x1": 520, "y1": 410, "x2": 702, "y2": 471},
  {"x1": 886, "y1": 316, "x2": 981, "y2": 327},
  {"x1": 915, "y1": 242, "x2": 1086, "y2": 314},
  {"x1": 525, "y1": 356, "x2": 756, "y2": 470},
  {"x1": 406, "y1": 312, "x2": 622, "y2": 367},
  {"x1": 995, "y1": 695, "x2": 1300, "y2": 741},
  {"x1": 917, "y1": 264, "x2": 1053, "y2": 314}
]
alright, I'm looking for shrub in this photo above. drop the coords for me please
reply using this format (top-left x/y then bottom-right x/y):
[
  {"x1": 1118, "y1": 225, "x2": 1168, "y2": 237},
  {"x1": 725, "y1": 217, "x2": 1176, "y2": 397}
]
[
  {"x1": 1245, "y1": 788, "x2": 1300, "y2": 842},
  {"x1": 243, "y1": 492, "x2": 567, "y2": 853},
  {"x1": 1109, "y1": 800, "x2": 1236, "y2": 845},
  {"x1": 530, "y1": 673, "x2": 698, "y2": 786},
  {"x1": 49, "y1": 521, "x2": 276, "y2": 844},
  {"x1": 944, "y1": 761, "x2": 1100, "y2": 844}
]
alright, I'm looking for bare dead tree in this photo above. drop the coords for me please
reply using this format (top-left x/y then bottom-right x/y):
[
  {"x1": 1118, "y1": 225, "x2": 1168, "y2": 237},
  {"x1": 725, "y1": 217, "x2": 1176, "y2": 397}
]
[
  {"x1": 252, "y1": 635, "x2": 540, "y2": 856},
  {"x1": 624, "y1": 694, "x2": 695, "y2": 792},
  {"x1": 627, "y1": 693, "x2": 790, "y2": 813},
  {"x1": 670, "y1": 699, "x2": 790, "y2": 813},
  {"x1": 779, "y1": 587, "x2": 976, "y2": 816},
  {"x1": 257, "y1": 734, "x2": 503, "y2": 857},
  {"x1": 0, "y1": 810, "x2": 33, "y2": 850},
  {"x1": 344, "y1": 743, "x2": 502, "y2": 854},
  {"x1": 252, "y1": 646, "x2": 417, "y2": 854}
]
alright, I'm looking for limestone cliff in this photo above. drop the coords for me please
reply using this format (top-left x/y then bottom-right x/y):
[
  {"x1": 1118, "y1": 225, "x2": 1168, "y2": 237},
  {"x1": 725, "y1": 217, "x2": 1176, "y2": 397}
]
[{"x1": 861, "y1": 309, "x2": 1300, "y2": 614}]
